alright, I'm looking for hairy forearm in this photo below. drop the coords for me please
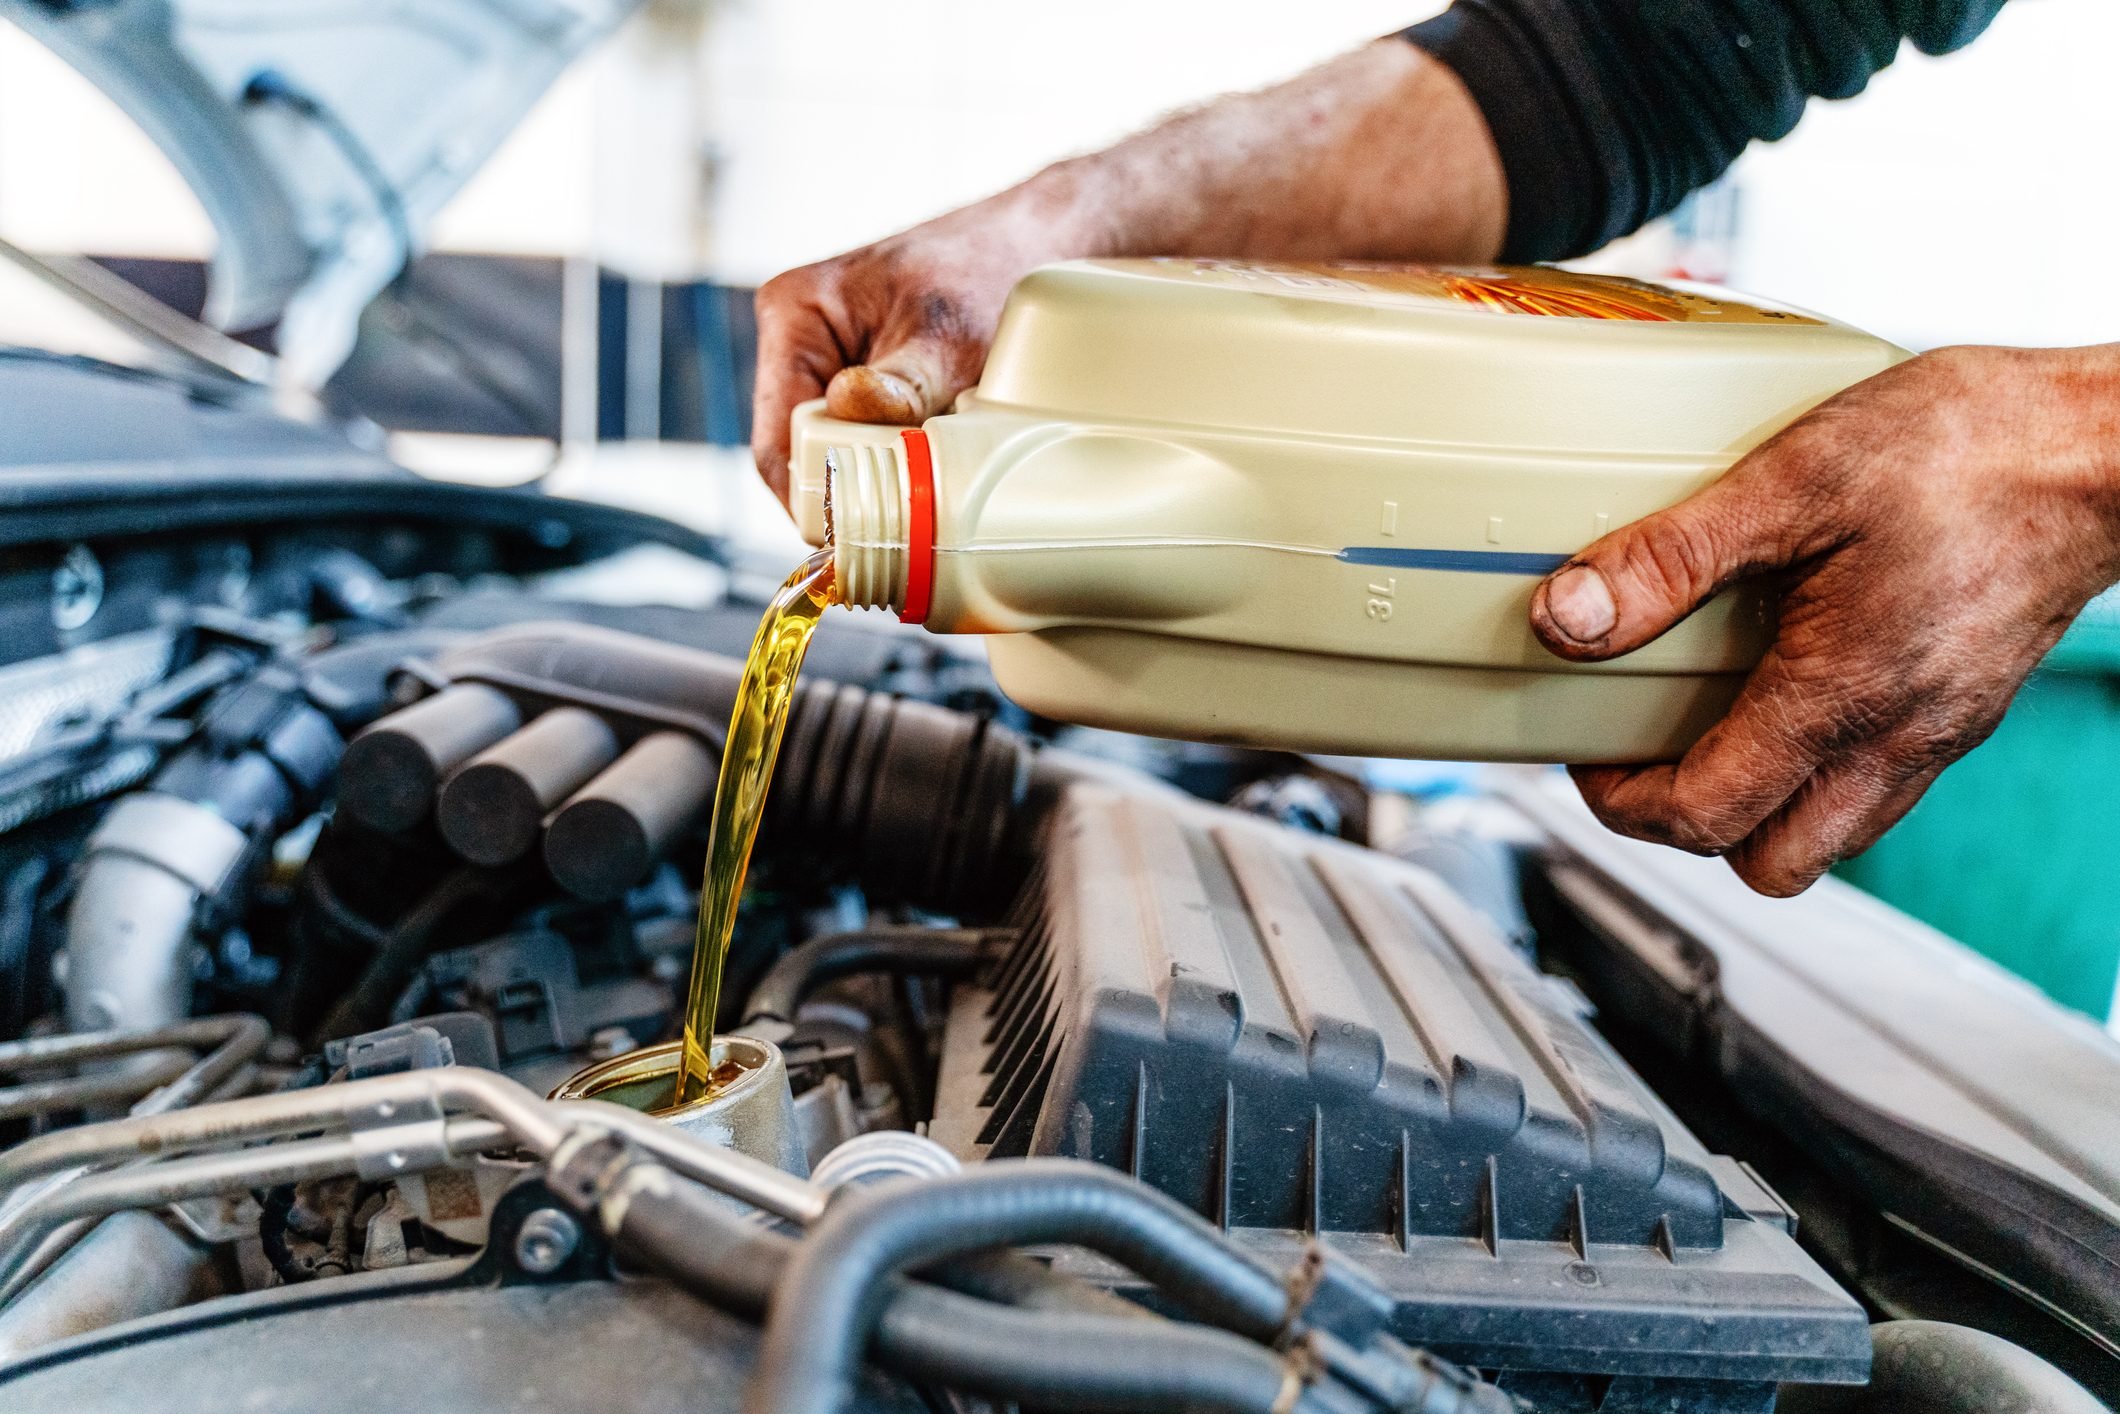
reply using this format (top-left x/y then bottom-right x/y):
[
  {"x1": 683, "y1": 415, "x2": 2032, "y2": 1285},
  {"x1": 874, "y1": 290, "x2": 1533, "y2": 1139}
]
[
  {"x1": 751, "y1": 40, "x2": 1507, "y2": 492},
  {"x1": 964, "y1": 40, "x2": 1506, "y2": 267}
]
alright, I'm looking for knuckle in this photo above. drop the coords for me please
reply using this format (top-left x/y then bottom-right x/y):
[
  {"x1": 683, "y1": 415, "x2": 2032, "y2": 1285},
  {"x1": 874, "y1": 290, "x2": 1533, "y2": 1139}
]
[
  {"x1": 1900, "y1": 698, "x2": 2004, "y2": 764},
  {"x1": 919, "y1": 290, "x2": 971, "y2": 341},
  {"x1": 1730, "y1": 848, "x2": 1817, "y2": 898},
  {"x1": 1583, "y1": 773, "x2": 1753, "y2": 855},
  {"x1": 1763, "y1": 435, "x2": 1857, "y2": 522},
  {"x1": 1814, "y1": 682, "x2": 1911, "y2": 756},
  {"x1": 1768, "y1": 653, "x2": 1914, "y2": 757},
  {"x1": 1631, "y1": 519, "x2": 1724, "y2": 602},
  {"x1": 1572, "y1": 772, "x2": 1663, "y2": 844},
  {"x1": 757, "y1": 259, "x2": 845, "y2": 318},
  {"x1": 1582, "y1": 804, "x2": 1668, "y2": 850},
  {"x1": 753, "y1": 266, "x2": 810, "y2": 312},
  {"x1": 1663, "y1": 796, "x2": 1754, "y2": 855}
]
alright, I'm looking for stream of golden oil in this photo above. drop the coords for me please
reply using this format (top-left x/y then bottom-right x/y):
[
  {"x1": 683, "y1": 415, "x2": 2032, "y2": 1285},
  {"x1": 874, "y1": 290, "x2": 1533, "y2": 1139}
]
[{"x1": 676, "y1": 546, "x2": 837, "y2": 1105}]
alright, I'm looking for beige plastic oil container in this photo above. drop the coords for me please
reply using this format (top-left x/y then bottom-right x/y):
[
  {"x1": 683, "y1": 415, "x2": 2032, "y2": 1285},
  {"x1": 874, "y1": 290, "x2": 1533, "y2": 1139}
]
[{"x1": 789, "y1": 258, "x2": 1905, "y2": 762}]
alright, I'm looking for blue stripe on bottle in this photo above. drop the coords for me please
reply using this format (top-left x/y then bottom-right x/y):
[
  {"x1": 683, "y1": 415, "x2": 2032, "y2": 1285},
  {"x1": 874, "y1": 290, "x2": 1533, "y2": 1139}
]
[{"x1": 1338, "y1": 546, "x2": 1570, "y2": 576}]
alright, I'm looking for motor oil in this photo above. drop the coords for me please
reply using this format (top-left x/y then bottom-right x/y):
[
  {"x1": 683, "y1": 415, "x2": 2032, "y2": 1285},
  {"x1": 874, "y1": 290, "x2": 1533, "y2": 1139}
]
[
  {"x1": 676, "y1": 547, "x2": 835, "y2": 1105},
  {"x1": 790, "y1": 258, "x2": 1907, "y2": 763}
]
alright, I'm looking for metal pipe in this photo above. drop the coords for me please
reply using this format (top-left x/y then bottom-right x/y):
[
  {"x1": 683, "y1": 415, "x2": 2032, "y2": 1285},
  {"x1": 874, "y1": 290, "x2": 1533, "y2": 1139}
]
[
  {"x1": 0, "y1": 1066, "x2": 559, "y2": 1201},
  {"x1": 338, "y1": 683, "x2": 522, "y2": 834},
  {"x1": 0, "y1": 1013, "x2": 268, "y2": 1132},
  {"x1": 0, "y1": 1017, "x2": 270, "y2": 1300},
  {"x1": 0, "y1": 1121, "x2": 505, "y2": 1298},
  {"x1": 0, "y1": 1014, "x2": 272, "y2": 1123},
  {"x1": 0, "y1": 1068, "x2": 828, "y2": 1303},
  {"x1": 543, "y1": 730, "x2": 717, "y2": 900},
  {"x1": 0, "y1": 1055, "x2": 188, "y2": 1123},
  {"x1": 0, "y1": 1086, "x2": 358, "y2": 1198},
  {"x1": 0, "y1": 1070, "x2": 786, "y2": 1215},
  {"x1": 0, "y1": 1220, "x2": 99, "y2": 1311},
  {"x1": 63, "y1": 794, "x2": 250, "y2": 1033},
  {"x1": 558, "y1": 1100, "x2": 827, "y2": 1226},
  {"x1": 128, "y1": 1015, "x2": 272, "y2": 1117},
  {"x1": 0, "y1": 1017, "x2": 258, "y2": 1075},
  {"x1": 436, "y1": 707, "x2": 619, "y2": 866}
]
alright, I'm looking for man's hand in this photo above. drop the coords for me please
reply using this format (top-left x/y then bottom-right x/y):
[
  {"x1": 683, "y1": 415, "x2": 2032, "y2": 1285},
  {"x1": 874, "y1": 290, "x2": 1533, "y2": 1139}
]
[
  {"x1": 750, "y1": 41, "x2": 1505, "y2": 502},
  {"x1": 1530, "y1": 345, "x2": 2120, "y2": 896},
  {"x1": 750, "y1": 186, "x2": 1082, "y2": 505}
]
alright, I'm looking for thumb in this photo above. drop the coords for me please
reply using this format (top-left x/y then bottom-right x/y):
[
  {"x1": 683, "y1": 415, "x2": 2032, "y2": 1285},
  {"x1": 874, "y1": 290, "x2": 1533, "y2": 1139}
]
[
  {"x1": 824, "y1": 332, "x2": 972, "y2": 428},
  {"x1": 1530, "y1": 481, "x2": 1781, "y2": 661}
]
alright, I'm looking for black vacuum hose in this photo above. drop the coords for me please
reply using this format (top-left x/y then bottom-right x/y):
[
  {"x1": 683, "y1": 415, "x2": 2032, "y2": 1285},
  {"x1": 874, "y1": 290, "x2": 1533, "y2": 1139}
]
[
  {"x1": 876, "y1": 1291, "x2": 1315, "y2": 1414},
  {"x1": 1779, "y1": 1321, "x2": 2110, "y2": 1414},
  {"x1": 565, "y1": 1150, "x2": 1328, "y2": 1414},
  {"x1": 749, "y1": 1158, "x2": 1293, "y2": 1414},
  {"x1": 740, "y1": 927, "x2": 998, "y2": 1026}
]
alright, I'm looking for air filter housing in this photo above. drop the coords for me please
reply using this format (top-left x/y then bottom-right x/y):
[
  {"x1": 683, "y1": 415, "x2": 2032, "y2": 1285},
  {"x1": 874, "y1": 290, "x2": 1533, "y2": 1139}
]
[{"x1": 930, "y1": 781, "x2": 1867, "y2": 1410}]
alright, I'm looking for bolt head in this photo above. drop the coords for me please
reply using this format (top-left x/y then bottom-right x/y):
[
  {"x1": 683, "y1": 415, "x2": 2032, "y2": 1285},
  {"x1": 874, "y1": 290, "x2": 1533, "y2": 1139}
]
[{"x1": 513, "y1": 1207, "x2": 582, "y2": 1276}]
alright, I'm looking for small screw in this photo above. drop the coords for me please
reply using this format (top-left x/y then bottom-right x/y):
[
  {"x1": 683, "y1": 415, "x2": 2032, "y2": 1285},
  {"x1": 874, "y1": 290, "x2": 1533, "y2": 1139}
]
[
  {"x1": 51, "y1": 544, "x2": 103, "y2": 633},
  {"x1": 514, "y1": 1207, "x2": 581, "y2": 1275}
]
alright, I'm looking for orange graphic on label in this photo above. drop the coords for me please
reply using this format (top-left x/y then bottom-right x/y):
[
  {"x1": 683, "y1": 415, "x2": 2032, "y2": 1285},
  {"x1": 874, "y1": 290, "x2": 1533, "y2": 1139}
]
[{"x1": 1162, "y1": 259, "x2": 1821, "y2": 326}]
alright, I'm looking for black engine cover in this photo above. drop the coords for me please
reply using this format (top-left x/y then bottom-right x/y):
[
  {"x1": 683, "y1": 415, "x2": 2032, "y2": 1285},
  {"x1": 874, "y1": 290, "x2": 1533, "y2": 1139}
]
[{"x1": 932, "y1": 781, "x2": 1868, "y2": 1408}]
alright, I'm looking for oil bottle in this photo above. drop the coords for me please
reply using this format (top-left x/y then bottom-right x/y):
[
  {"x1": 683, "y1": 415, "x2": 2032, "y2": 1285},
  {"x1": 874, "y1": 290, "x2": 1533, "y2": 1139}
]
[{"x1": 790, "y1": 258, "x2": 1905, "y2": 763}]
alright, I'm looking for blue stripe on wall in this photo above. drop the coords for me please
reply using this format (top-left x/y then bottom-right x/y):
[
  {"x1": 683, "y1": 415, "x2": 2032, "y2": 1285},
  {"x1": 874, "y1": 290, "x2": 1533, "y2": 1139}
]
[{"x1": 1338, "y1": 546, "x2": 1570, "y2": 576}]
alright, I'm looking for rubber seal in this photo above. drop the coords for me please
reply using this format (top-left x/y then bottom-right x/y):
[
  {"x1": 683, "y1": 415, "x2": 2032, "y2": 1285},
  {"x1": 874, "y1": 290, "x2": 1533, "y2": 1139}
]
[{"x1": 900, "y1": 429, "x2": 936, "y2": 624}]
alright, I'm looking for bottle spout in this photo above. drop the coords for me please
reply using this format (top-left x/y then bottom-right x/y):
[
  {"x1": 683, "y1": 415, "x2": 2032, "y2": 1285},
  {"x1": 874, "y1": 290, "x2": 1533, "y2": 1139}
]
[{"x1": 826, "y1": 439, "x2": 915, "y2": 615}]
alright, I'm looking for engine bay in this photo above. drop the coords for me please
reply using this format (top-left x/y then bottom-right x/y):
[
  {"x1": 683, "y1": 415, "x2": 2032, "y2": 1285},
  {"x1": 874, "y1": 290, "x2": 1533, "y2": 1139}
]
[{"x1": 0, "y1": 356, "x2": 2114, "y2": 1414}]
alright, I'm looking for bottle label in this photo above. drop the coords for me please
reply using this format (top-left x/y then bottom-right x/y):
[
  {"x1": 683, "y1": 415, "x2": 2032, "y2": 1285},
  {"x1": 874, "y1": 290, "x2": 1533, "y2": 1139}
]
[{"x1": 1154, "y1": 258, "x2": 1823, "y2": 326}]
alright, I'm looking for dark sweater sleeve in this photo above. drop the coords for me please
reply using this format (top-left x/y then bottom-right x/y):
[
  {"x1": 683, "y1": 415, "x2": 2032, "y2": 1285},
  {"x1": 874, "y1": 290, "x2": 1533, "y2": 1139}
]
[{"x1": 1404, "y1": 1, "x2": 2010, "y2": 261}]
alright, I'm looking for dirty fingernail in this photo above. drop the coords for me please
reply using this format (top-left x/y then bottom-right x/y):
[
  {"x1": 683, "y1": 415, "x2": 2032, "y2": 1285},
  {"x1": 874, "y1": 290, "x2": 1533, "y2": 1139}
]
[
  {"x1": 825, "y1": 365, "x2": 923, "y2": 424},
  {"x1": 1543, "y1": 565, "x2": 1617, "y2": 644}
]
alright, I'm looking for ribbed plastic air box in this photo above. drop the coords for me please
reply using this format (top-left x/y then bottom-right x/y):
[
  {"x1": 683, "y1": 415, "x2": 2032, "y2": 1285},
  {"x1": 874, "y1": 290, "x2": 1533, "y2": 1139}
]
[{"x1": 930, "y1": 781, "x2": 1869, "y2": 1410}]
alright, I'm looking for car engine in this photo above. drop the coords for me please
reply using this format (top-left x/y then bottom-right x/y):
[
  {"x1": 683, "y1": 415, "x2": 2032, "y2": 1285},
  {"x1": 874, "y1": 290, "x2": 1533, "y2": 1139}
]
[{"x1": 0, "y1": 355, "x2": 2114, "y2": 1414}]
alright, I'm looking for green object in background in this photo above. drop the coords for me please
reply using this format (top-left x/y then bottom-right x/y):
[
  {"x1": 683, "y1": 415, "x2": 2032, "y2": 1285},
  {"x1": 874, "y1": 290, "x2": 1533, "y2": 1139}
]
[{"x1": 1835, "y1": 588, "x2": 2120, "y2": 1022}]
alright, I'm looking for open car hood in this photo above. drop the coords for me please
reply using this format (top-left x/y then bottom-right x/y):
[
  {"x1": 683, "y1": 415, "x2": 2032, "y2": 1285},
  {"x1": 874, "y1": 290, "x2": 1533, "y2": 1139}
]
[{"x1": 4, "y1": 0, "x2": 638, "y2": 386}]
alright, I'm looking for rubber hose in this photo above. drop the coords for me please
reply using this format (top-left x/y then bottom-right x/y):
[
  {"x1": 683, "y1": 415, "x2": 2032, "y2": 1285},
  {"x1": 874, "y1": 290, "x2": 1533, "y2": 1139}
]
[
  {"x1": 741, "y1": 927, "x2": 995, "y2": 1025},
  {"x1": 607, "y1": 1174, "x2": 785, "y2": 1317},
  {"x1": 605, "y1": 1169, "x2": 1310, "y2": 1414},
  {"x1": 749, "y1": 1158, "x2": 1292, "y2": 1414},
  {"x1": 607, "y1": 1168, "x2": 1138, "y2": 1326},
  {"x1": 302, "y1": 629, "x2": 463, "y2": 729},
  {"x1": 875, "y1": 1289, "x2": 1311, "y2": 1414},
  {"x1": 1778, "y1": 1321, "x2": 2110, "y2": 1414},
  {"x1": 934, "y1": 1249, "x2": 1157, "y2": 1323},
  {"x1": 311, "y1": 867, "x2": 499, "y2": 1042},
  {"x1": 257, "y1": 1184, "x2": 302, "y2": 1284}
]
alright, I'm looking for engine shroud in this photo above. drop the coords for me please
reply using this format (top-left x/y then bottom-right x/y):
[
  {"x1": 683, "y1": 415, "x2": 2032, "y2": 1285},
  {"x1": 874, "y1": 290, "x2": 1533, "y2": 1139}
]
[{"x1": 932, "y1": 782, "x2": 1868, "y2": 1407}]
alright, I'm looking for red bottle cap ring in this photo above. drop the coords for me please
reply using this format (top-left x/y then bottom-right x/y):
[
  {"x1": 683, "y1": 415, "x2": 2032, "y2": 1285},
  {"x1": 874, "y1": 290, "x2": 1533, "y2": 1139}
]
[{"x1": 899, "y1": 428, "x2": 936, "y2": 625}]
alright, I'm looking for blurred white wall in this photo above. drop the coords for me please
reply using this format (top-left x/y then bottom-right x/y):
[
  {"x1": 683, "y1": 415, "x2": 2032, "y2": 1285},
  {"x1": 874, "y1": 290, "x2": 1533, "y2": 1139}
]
[
  {"x1": 687, "y1": 0, "x2": 1439, "y2": 283},
  {"x1": 1725, "y1": 1, "x2": 2120, "y2": 350},
  {"x1": 3, "y1": 0, "x2": 2117, "y2": 352}
]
